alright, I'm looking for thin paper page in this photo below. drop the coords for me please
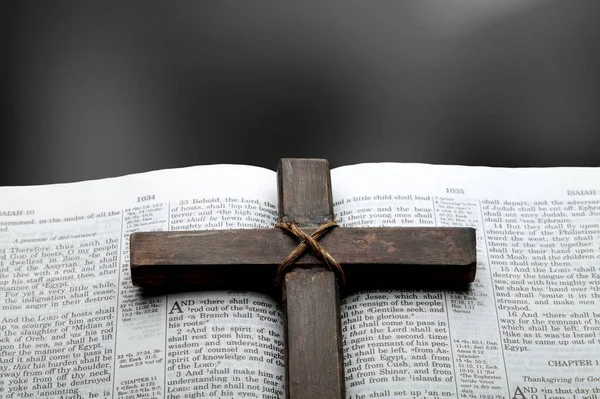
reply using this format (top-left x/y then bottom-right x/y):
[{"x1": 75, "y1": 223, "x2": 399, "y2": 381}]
[
  {"x1": 331, "y1": 163, "x2": 600, "y2": 399},
  {"x1": 1, "y1": 164, "x2": 286, "y2": 398}
]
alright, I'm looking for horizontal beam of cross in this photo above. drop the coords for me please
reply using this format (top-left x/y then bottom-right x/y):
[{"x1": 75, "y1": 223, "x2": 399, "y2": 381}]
[{"x1": 131, "y1": 227, "x2": 476, "y2": 292}]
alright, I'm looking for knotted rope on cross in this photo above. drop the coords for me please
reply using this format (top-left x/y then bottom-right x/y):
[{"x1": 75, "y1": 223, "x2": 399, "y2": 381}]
[{"x1": 275, "y1": 220, "x2": 346, "y2": 286}]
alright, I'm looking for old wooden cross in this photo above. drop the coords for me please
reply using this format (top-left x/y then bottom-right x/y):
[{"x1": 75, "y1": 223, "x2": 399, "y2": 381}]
[{"x1": 130, "y1": 158, "x2": 476, "y2": 399}]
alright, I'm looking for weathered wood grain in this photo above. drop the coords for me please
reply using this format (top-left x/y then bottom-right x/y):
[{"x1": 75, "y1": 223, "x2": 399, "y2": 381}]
[
  {"x1": 278, "y1": 158, "x2": 333, "y2": 227},
  {"x1": 283, "y1": 268, "x2": 344, "y2": 399},
  {"x1": 278, "y1": 158, "x2": 345, "y2": 399},
  {"x1": 130, "y1": 227, "x2": 476, "y2": 290}
]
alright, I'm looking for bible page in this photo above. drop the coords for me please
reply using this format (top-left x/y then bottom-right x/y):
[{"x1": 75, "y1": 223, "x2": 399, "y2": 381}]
[
  {"x1": 0, "y1": 165, "x2": 285, "y2": 399},
  {"x1": 331, "y1": 163, "x2": 600, "y2": 399}
]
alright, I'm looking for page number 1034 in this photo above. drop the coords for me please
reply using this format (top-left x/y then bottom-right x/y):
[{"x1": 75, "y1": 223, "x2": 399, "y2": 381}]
[{"x1": 137, "y1": 194, "x2": 156, "y2": 202}]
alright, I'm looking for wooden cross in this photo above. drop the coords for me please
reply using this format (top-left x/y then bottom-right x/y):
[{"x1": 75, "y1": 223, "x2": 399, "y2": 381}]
[{"x1": 130, "y1": 158, "x2": 476, "y2": 399}]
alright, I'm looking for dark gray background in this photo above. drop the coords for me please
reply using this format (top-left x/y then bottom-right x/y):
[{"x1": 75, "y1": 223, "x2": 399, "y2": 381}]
[{"x1": 2, "y1": 1, "x2": 599, "y2": 186}]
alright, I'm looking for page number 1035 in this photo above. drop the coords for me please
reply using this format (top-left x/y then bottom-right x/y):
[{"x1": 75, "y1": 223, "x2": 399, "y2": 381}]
[{"x1": 446, "y1": 188, "x2": 465, "y2": 194}]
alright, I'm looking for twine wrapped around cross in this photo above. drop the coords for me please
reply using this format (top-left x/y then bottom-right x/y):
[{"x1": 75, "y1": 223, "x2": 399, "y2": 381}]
[{"x1": 275, "y1": 220, "x2": 345, "y2": 286}]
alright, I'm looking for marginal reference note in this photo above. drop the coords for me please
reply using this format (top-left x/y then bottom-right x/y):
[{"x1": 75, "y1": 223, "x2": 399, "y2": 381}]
[{"x1": 1, "y1": 163, "x2": 599, "y2": 399}]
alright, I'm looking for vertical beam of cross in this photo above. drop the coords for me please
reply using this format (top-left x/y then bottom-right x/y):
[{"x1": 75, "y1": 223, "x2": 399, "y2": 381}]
[{"x1": 278, "y1": 158, "x2": 345, "y2": 399}]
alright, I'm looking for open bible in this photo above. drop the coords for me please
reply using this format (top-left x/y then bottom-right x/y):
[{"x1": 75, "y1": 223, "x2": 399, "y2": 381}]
[{"x1": 1, "y1": 163, "x2": 599, "y2": 399}]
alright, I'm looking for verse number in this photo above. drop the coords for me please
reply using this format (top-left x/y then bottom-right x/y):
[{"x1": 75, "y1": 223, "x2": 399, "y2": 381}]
[
  {"x1": 446, "y1": 188, "x2": 465, "y2": 194},
  {"x1": 137, "y1": 194, "x2": 156, "y2": 202}
]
